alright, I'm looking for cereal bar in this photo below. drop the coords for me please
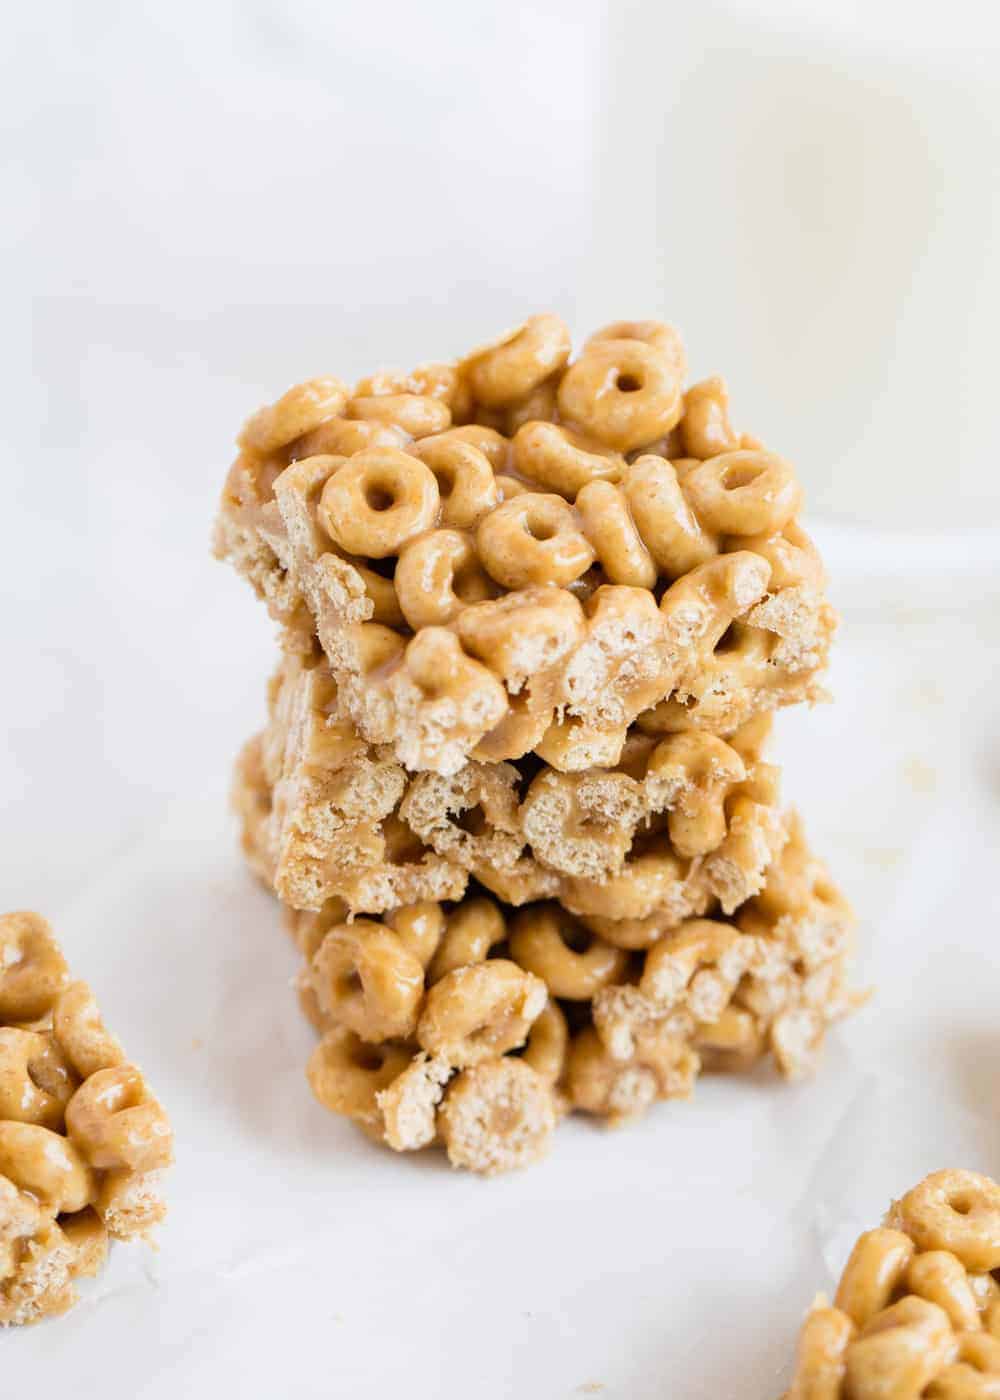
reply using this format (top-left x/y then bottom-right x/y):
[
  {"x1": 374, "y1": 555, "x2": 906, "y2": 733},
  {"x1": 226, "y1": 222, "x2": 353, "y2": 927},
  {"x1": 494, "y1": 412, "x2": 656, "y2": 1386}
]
[
  {"x1": 0, "y1": 912, "x2": 172, "y2": 1326},
  {"x1": 215, "y1": 317, "x2": 836, "y2": 777},
  {"x1": 233, "y1": 655, "x2": 789, "y2": 918},
  {"x1": 784, "y1": 1169, "x2": 1000, "y2": 1397},
  {"x1": 275, "y1": 812, "x2": 856, "y2": 1174}
]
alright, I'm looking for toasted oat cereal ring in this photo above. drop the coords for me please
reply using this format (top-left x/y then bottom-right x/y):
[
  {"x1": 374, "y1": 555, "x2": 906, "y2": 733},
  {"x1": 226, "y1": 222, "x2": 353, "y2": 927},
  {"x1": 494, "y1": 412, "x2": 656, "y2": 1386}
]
[
  {"x1": 376, "y1": 1051, "x2": 452, "y2": 1152},
  {"x1": 94, "y1": 1166, "x2": 168, "y2": 1240},
  {"x1": 576, "y1": 911, "x2": 683, "y2": 952},
  {"x1": 565, "y1": 1024, "x2": 698, "y2": 1123},
  {"x1": 519, "y1": 998, "x2": 569, "y2": 1087},
  {"x1": 52, "y1": 981, "x2": 125, "y2": 1078},
  {"x1": 833, "y1": 1228, "x2": 917, "y2": 1328},
  {"x1": 412, "y1": 438, "x2": 500, "y2": 529},
  {"x1": 561, "y1": 848, "x2": 693, "y2": 921},
  {"x1": 845, "y1": 1296, "x2": 954, "y2": 1399},
  {"x1": 677, "y1": 376, "x2": 742, "y2": 459},
  {"x1": 471, "y1": 694, "x2": 554, "y2": 763},
  {"x1": 354, "y1": 362, "x2": 459, "y2": 404},
  {"x1": 640, "y1": 920, "x2": 752, "y2": 1022},
  {"x1": 658, "y1": 550, "x2": 772, "y2": 654},
  {"x1": 503, "y1": 375, "x2": 560, "y2": 434},
  {"x1": 737, "y1": 520, "x2": 826, "y2": 592},
  {"x1": 586, "y1": 320, "x2": 686, "y2": 377},
  {"x1": 426, "y1": 898, "x2": 506, "y2": 985},
  {"x1": 534, "y1": 716, "x2": 629, "y2": 774},
  {"x1": 476, "y1": 492, "x2": 596, "y2": 590},
  {"x1": 418, "y1": 424, "x2": 512, "y2": 473},
  {"x1": 65, "y1": 1065, "x2": 173, "y2": 1174},
  {"x1": 575, "y1": 479, "x2": 658, "y2": 589},
  {"x1": 239, "y1": 376, "x2": 350, "y2": 455},
  {"x1": 461, "y1": 314, "x2": 571, "y2": 408},
  {"x1": 784, "y1": 1306, "x2": 855, "y2": 1400},
  {"x1": 417, "y1": 959, "x2": 546, "y2": 1067},
  {"x1": 0, "y1": 912, "x2": 70, "y2": 1023},
  {"x1": 513, "y1": 421, "x2": 625, "y2": 496},
  {"x1": 891, "y1": 1170, "x2": 1000, "y2": 1273},
  {"x1": 509, "y1": 905, "x2": 630, "y2": 1001},
  {"x1": 621, "y1": 455, "x2": 717, "y2": 577},
  {"x1": 394, "y1": 626, "x2": 507, "y2": 724},
  {"x1": 457, "y1": 585, "x2": 586, "y2": 693},
  {"x1": 438, "y1": 1057, "x2": 556, "y2": 1175},
  {"x1": 346, "y1": 393, "x2": 451, "y2": 439},
  {"x1": 0, "y1": 1122, "x2": 96, "y2": 1213},
  {"x1": 520, "y1": 767, "x2": 645, "y2": 880},
  {"x1": 311, "y1": 921, "x2": 425, "y2": 1043},
  {"x1": 290, "y1": 416, "x2": 410, "y2": 460},
  {"x1": 645, "y1": 731, "x2": 746, "y2": 858},
  {"x1": 682, "y1": 450, "x2": 801, "y2": 537},
  {"x1": 318, "y1": 448, "x2": 440, "y2": 558},
  {"x1": 306, "y1": 1027, "x2": 412, "y2": 1129},
  {"x1": 384, "y1": 903, "x2": 447, "y2": 970},
  {"x1": 907, "y1": 1251, "x2": 983, "y2": 1334},
  {"x1": 557, "y1": 339, "x2": 683, "y2": 452},
  {"x1": 395, "y1": 529, "x2": 497, "y2": 630},
  {"x1": 0, "y1": 1029, "x2": 77, "y2": 1130}
]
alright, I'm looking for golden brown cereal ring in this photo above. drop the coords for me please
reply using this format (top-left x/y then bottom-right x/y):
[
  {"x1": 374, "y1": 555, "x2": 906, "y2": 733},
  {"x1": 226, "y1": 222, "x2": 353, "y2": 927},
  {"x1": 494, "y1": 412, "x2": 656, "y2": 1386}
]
[
  {"x1": 476, "y1": 492, "x2": 596, "y2": 589},
  {"x1": 412, "y1": 438, "x2": 500, "y2": 529},
  {"x1": 658, "y1": 550, "x2": 772, "y2": 655},
  {"x1": 461, "y1": 314, "x2": 571, "y2": 408},
  {"x1": 565, "y1": 1024, "x2": 698, "y2": 1123},
  {"x1": 644, "y1": 731, "x2": 746, "y2": 858},
  {"x1": 346, "y1": 393, "x2": 451, "y2": 439},
  {"x1": 52, "y1": 981, "x2": 125, "y2": 1078},
  {"x1": 354, "y1": 362, "x2": 459, "y2": 404},
  {"x1": 586, "y1": 320, "x2": 686, "y2": 377},
  {"x1": 513, "y1": 421, "x2": 625, "y2": 496},
  {"x1": 784, "y1": 1306, "x2": 855, "y2": 1400},
  {"x1": 509, "y1": 905, "x2": 630, "y2": 1000},
  {"x1": 558, "y1": 339, "x2": 683, "y2": 452},
  {"x1": 417, "y1": 424, "x2": 511, "y2": 473},
  {"x1": 306, "y1": 1027, "x2": 412, "y2": 1129},
  {"x1": 891, "y1": 1170, "x2": 1000, "y2": 1273},
  {"x1": 737, "y1": 521, "x2": 826, "y2": 592},
  {"x1": 907, "y1": 1251, "x2": 983, "y2": 1334},
  {"x1": 0, "y1": 1029, "x2": 77, "y2": 1130},
  {"x1": 470, "y1": 693, "x2": 554, "y2": 763},
  {"x1": 575, "y1": 479, "x2": 658, "y2": 589},
  {"x1": 925, "y1": 1333, "x2": 1000, "y2": 1395},
  {"x1": 503, "y1": 375, "x2": 560, "y2": 434},
  {"x1": 239, "y1": 376, "x2": 349, "y2": 454},
  {"x1": 291, "y1": 416, "x2": 410, "y2": 460},
  {"x1": 833, "y1": 1228, "x2": 917, "y2": 1328},
  {"x1": 376, "y1": 1051, "x2": 452, "y2": 1152},
  {"x1": 318, "y1": 448, "x2": 440, "y2": 558},
  {"x1": 395, "y1": 529, "x2": 497, "y2": 629},
  {"x1": 845, "y1": 1296, "x2": 954, "y2": 1400},
  {"x1": 311, "y1": 921, "x2": 425, "y2": 1043},
  {"x1": 577, "y1": 910, "x2": 685, "y2": 951},
  {"x1": 682, "y1": 450, "x2": 801, "y2": 536},
  {"x1": 65, "y1": 1065, "x2": 173, "y2": 1174},
  {"x1": 519, "y1": 998, "x2": 569, "y2": 1086},
  {"x1": 95, "y1": 1166, "x2": 168, "y2": 1240},
  {"x1": 0, "y1": 1122, "x2": 96, "y2": 1213},
  {"x1": 391, "y1": 627, "x2": 508, "y2": 746},
  {"x1": 426, "y1": 898, "x2": 506, "y2": 985},
  {"x1": 457, "y1": 585, "x2": 586, "y2": 694},
  {"x1": 520, "y1": 768, "x2": 644, "y2": 880},
  {"x1": 621, "y1": 455, "x2": 717, "y2": 577},
  {"x1": 561, "y1": 848, "x2": 695, "y2": 921},
  {"x1": 384, "y1": 903, "x2": 447, "y2": 970},
  {"x1": 534, "y1": 716, "x2": 629, "y2": 774},
  {"x1": 678, "y1": 376, "x2": 742, "y2": 459},
  {"x1": 0, "y1": 912, "x2": 69, "y2": 1023},
  {"x1": 438, "y1": 1058, "x2": 556, "y2": 1175},
  {"x1": 417, "y1": 959, "x2": 546, "y2": 1067}
]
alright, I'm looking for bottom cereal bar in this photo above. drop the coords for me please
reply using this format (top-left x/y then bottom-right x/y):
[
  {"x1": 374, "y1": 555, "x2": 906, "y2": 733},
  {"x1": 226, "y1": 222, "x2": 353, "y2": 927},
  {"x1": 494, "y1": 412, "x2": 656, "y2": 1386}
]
[
  {"x1": 0, "y1": 912, "x2": 172, "y2": 1326},
  {"x1": 267, "y1": 813, "x2": 858, "y2": 1175},
  {"x1": 784, "y1": 1169, "x2": 1000, "y2": 1397}
]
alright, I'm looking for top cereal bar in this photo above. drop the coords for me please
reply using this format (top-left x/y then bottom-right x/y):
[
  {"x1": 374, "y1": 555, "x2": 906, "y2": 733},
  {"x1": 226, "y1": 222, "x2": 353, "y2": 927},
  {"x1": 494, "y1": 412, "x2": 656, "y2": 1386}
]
[{"x1": 215, "y1": 316, "x2": 836, "y2": 775}]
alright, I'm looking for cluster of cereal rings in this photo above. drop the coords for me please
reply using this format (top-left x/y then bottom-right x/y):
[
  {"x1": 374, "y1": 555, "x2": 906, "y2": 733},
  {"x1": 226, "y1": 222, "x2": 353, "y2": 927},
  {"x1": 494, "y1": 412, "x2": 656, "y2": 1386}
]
[
  {"x1": 785, "y1": 1170, "x2": 1000, "y2": 1397},
  {"x1": 0, "y1": 912, "x2": 172, "y2": 1326}
]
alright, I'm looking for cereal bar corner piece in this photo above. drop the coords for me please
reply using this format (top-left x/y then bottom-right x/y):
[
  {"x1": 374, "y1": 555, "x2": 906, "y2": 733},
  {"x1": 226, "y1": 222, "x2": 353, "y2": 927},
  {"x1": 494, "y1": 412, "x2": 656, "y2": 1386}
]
[
  {"x1": 215, "y1": 315, "x2": 836, "y2": 775},
  {"x1": 0, "y1": 911, "x2": 173, "y2": 1327},
  {"x1": 784, "y1": 1168, "x2": 1000, "y2": 1397}
]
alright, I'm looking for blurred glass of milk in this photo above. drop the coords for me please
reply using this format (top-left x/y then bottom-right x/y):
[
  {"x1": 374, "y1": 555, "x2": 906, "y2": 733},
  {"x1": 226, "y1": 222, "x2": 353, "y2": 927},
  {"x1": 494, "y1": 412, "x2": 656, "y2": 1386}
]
[{"x1": 581, "y1": 1, "x2": 1000, "y2": 536}]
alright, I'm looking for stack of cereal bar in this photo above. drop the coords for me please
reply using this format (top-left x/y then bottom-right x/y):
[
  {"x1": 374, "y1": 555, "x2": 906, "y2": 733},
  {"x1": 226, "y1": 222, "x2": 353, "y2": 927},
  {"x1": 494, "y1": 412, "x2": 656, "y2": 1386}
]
[{"x1": 216, "y1": 314, "x2": 859, "y2": 1174}]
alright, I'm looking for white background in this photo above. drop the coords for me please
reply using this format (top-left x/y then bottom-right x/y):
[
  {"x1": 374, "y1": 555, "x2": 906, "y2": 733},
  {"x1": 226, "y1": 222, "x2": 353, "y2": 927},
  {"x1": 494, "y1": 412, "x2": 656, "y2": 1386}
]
[{"x1": 2, "y1": 3, "x2": 999, "y2": 1395}]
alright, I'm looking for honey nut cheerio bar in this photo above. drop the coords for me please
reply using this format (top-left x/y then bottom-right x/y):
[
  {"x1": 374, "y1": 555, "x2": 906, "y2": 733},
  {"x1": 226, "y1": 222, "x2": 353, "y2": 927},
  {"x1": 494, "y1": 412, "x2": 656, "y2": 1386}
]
[
  {"x1": 784, "y1": 1168, "x2": 1000, "y2": 1397},
  {"x1": 240, "y1": 807, "x2": 858, "y2": 1175},
  {"x1": 214, "y1": 316, "x2": 836, "y2": 777},
  {"x1": 233, "y1": 653, "x2": 790, "y2": 919},
  {"x1": 0, "y1": 912, "x2": 172, "y2": 1326}
]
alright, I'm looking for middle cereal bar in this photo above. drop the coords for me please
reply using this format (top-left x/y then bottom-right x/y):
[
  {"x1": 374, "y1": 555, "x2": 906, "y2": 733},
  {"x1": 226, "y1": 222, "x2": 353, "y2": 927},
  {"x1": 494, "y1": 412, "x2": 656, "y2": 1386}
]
[{"x1": 234, "y1": 651, "x2": 788, "y2": 921}]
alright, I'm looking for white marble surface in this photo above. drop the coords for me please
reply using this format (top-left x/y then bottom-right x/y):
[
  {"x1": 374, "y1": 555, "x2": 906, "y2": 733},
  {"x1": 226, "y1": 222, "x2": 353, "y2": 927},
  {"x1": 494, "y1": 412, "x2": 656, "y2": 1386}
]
[{"x1": 3, "y1": 3, "x2": 1000, "y2": 1396}]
